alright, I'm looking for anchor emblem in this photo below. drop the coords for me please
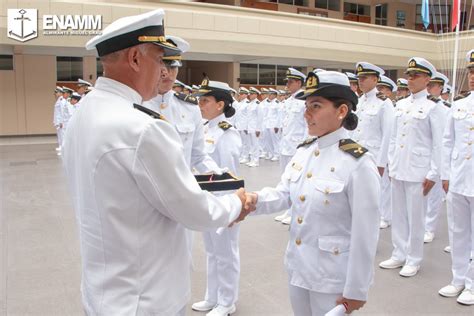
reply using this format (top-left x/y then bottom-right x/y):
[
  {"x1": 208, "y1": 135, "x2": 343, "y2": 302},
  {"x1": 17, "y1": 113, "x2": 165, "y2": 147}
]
[{"x1": 7, "y1": 9, "x2": 38, "y2": 42}]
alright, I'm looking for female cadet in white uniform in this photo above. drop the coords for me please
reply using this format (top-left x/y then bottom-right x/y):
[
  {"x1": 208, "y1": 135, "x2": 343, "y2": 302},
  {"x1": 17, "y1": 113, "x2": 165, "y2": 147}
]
[
  {"x1": 192, "y1": 80, "x2": 242, "y2": 316},
  {"x1": 438, "y1": 49, "x2": 474, "y2": 305},
  {"x1": 245, "y1": 71, "x2": 380, "y2": 315}
]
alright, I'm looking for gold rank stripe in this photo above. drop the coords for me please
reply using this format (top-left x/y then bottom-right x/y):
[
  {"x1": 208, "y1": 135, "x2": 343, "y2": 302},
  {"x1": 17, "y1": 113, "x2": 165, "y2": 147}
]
[
  {"x1": 339, "y1": 143, "x2": 363, "y2": 151},
  {"x1": 406, "y1": 67, "x2": 431, "y2": 74},
  {"x1": 138, "y1": 36, "x2": 166, "y2": 43},
  {"x1": 205, "y1": 139, "x2": 214, "y2": 144},
  {"x1": 162, "y1": 55, "x2": 182, "y2": 61}
]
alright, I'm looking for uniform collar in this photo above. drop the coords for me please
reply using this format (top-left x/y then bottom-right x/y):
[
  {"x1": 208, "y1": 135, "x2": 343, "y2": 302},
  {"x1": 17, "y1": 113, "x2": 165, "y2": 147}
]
[
  {"x1": 207, "y1": 113, "x2": 226, "y2": 128},
  {"x1": 95, "y1": 77, "x2": 142, "y2": 105},
  {"x1": 291, "y1": 89, "x2": 303, "y2": 98},
  {"x1": 364, "y1": 87, "x2": 378, "y2": 99},
  {"x1": 316, "y1": 127, "x2": 348, "y2": 149},
  {"x1": 411, "y1": 89, "x2": 428, "y2": 101}
]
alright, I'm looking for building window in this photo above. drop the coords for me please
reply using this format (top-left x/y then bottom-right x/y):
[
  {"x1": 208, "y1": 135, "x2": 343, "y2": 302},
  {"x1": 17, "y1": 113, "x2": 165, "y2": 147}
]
[
  {"x1": 240, "y1": 63, "x2": 258, "y2": 85},
  {"x1": 396, "y1": 10, "x2": 406, "y2": 28},
  {"x1": 259, "y1": 64, "x2": 276, "y2": 85},
  {"x1": 344, "y1": 2, "x2": 371, "y2": 23},
  {"x1": 315, "y1": 0, "x2": 340, "y2": 11},
  {"x1": 375, "y1": 4, "x2": 388, "y2": 26},
  {"x1": 96, "y1": 58, "x2": 103, "y2": 78},
  {"x1": 415, "y1": 4, "x2": 450, "y2": 33},
  {"x1": 270, "y1": 0, "x2": 309, "y2": 6},
  {"x1": 57, "y1": 57, "x2": 83, "y2": 81},
  {"x1": 0, "y1": 55, "x2": 14, "y2": 70}
]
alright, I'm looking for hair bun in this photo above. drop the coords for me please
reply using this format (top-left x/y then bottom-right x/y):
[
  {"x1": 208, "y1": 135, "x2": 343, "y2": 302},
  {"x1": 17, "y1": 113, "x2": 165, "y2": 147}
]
[
  {"x1": 343, "y1": 112, "x2": 358, "y2": 130},
  {"x1": 224, "y1": 106, "x2": 236, "y2": 118}
]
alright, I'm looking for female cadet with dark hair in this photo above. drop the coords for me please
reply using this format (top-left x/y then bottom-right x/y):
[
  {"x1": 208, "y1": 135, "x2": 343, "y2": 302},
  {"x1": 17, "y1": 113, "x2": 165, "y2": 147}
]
[
  {"x1": 245, "y1": 71, "x2": 380, "y2": 315},
  {"x1": 192, "y1": 80, "x2": 243, "y2": 316}
]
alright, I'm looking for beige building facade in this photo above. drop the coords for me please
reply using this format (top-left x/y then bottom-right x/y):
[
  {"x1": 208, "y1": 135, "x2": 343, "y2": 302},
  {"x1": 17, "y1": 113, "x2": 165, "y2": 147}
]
[{"x1": 0, "y1": 0, "x2": 473, "y2": 136}]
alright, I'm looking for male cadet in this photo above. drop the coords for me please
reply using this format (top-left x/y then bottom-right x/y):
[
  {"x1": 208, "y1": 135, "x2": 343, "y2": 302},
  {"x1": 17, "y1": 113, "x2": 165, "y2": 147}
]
[
  {"x1": 63, "y1": 9, "x2": 251, "y2": 316},
  {"x1": 245, "y1": 87, "x2": 262, "y2": 167},
  {"x1": 236, "y1": 87, "x2": 250, "y2": 164},
  {"x1": 77, "y1": 78, "x2": 92, "y2": 96},
  {"x1": 438, "y1": 48, "x2": 474, "y2": 305},
  {"x1": 441, "y1": 84, "x2": 452, "y2": 102},
  {"x1": 69, "y1": 92, "x2": 82, "y2": 113},
  {"x1": 396, "y1": 78, "x2": 411, "y2": 101},
  {"x1": 53, "y1": 86, "x2": 64, "y2": 153},
  {"x1": 173, "y1": 79, "x2": 185, "y2": 93},
  {"x1": 258, "y1": 88, "x2": 270, "y2": 158},
  {"x1": 143, "y1": 35, "x2": 222, "y2": 173},
  {"x1": 346, "y1": 71, "x2": 360, "y2": 95},
  {"x1": 377, "y1": 75, "x2": 398, "y2": 100},
  {"x1": 264, "y1": 88, "x2": 280, "y2": 161},
  {"x1": 275, "y1": 68, "x2": 306, "y2": 225},
  {"x1": 380, "y1": 57, "x2": 445, "y2": 277},
  {"x1": 352, "y1": 62, "x2": 395, "y2": 229},
  {"x1": 424, "y1": 71, "x2": 451, "y2": 243},
  {"x1": 60, "y1": 86, "x2": 74, "y2": 147}
]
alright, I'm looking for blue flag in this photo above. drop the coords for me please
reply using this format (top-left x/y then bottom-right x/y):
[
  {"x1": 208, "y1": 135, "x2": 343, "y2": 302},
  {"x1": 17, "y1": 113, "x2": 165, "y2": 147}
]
[{"x1": 421, "y1": 0, "x2": 430, "y2": 29}]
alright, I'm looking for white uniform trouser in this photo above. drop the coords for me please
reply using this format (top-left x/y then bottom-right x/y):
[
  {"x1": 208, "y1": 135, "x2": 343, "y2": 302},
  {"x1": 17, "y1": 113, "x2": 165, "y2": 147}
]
[
  {"x1": 259, "y1": 129, "x2": 267, "y2": 156},
  {"x1": 248, "y1": 132, "x2": 259, "y2": 164},
  {"x1": 264, "y1": 128, "x2": 274, "y2": 158},
  {"x1": 288, "y1": 281, "x2": 340, "y2": 316},
  {"x1": 391, "y1": 179, "x2": 428, "y2": 266},
  {"x1": 269, "y1": 129, "x2": 280, "y2": 159},
  {"x1": 380, "y1": 169, "x2": 392, "y2": 223},
  {"x1": 56, "y1": 126, "x2": 64, "y2": 148},
  {"x1": 203, "y1": 225, "x2": 240, "y2": 307},
  {"x1": 239, "y1": 131, "x2": 249, "y2": 160},
  {"x1": 425, "y1": 179, "x2": 445, "y2": 234},
  {"x1": 449, "y1": 192, "x2": 474, "y2": 290}
]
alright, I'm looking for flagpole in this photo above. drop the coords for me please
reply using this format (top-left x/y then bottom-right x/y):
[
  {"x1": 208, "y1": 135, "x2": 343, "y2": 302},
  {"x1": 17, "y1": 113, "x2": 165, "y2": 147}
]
[{"x1": 451, "y1": 0, "x2": 461, "y2": 102}]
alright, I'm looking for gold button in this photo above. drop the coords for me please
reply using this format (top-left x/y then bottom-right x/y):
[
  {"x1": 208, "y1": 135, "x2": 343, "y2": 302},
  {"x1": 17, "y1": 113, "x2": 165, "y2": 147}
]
[
  {"x1": 314, "y1": 150, "x2": 320, "y2": 157},
  {"x1": 297, "y1": 216, "x2": 303, "y2": 224},
  {"x1": 400, "y1": 144, "x2": 404, "y2": 148},
  {"x1": 295, "y1": 238, "x2": 301, "y2": 245},
  {"x1": 324, "y1": 188, "x2": 330, "y2": 194},
  {"x1": 181, "y1": 114, "x2": 185, "y2": 118},
  {"x1": 324, "y1": 200, "x2": 330, "y2": 205},
  {"x1": 403, "y1": 122, "x2": 408, "y2": 125},
  {"x1": 402, "y1": 133, "x2": 406, "y2": 137},
  {"x1": 299, "y1": 195, "x2": 306, "y2": 202},
  {"x1": 467, "y1": 155, "x2": 472, "y2": 160},
  {"x1": 334, "y1": 248, "x2": 340, "y2": 255},
  {"x1": 468, "y1": 141, "x2": 472, "y2": 145},
  {"x1": 160, "y1": 103, "x2": 167, "y2": 109},
  {"x1": 470, "y1": 127, "x2": 474, "y2": 131},
  {"x1": 306, "y1": 172, "x2": 312, "y2": 178},
  {"x1": 330, "y1": 167, "x2": 335, "y2": 172}
]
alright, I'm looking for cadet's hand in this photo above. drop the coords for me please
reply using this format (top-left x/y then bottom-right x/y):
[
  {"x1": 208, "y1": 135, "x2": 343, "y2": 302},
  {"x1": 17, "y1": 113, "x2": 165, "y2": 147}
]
[
  {"x1": 256, "y1": 131, "x2": 261, "y2": 137},
  {"x1": 244, "y1": 192, "x2": 258, "y2": 212},
  {"x1": 229, "y1": 189, "x2": 255, "y2": 227},
  {"x1": 335, "y1": 297, "x2": 366, "y2": 314},
  {"x1": 274, "y1": 128, "x2": 279, "y2": 133},
  {"x1": 244, "y1": 130, "x2": 248, "y2": 135},
  {"x1": 442, "y1": 180, "x2": 449, "y2": 193},
  {"x1": 377, "y1": 167, "x2": 384, "y2": 177},
  {"x1": 422, "y1": 178, "x2": 436, "y2": 196}
]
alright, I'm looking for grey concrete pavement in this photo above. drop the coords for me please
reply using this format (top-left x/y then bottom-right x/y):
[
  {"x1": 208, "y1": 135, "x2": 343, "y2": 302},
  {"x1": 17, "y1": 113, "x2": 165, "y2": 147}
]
[{"x1": 0, "y1": 140, "x2": 471, "y2": 315}]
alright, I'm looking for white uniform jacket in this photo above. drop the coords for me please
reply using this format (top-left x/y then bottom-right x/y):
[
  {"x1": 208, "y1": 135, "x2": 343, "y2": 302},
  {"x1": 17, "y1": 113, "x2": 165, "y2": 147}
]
[
  {"x1": 246, "y1": 98, "x2": 262, "y2": 132},
  {"x1": 281, "y1": 90, "x2": 307, "y2": 156},
  {"x1": 266, "y1": 99, "x2": 281, "y2": 129},
  {"x1": 351, "y1": 88, "x2": 395, "y2": 167},
  {"x1": 388, "y1": 89, "x2": 445, "y2": 182},
  {"x1": 203, "y1": 114, "x2": 242, "y2": 176},
  {"x1": 62, "y1": 77, "x2": 242, "y2": 316},
  {"x1": 61, "y1": 98, "x2": 74, "y2": 128},
  {"x1": 441, "y1": 92, "x2": 474, "y2": 196},
  {"x1": 254, "y1": 128, "x2": 380, "y2": 301},
  {"x1": 53, "y1": 96, "x2": 63, "y2": 127},
  {"x1": 143, "y1": 90, "x2": 221, "y2": 173},
  {"x1": 235, "y1": 99, "x2": 248, "y2": 131}
]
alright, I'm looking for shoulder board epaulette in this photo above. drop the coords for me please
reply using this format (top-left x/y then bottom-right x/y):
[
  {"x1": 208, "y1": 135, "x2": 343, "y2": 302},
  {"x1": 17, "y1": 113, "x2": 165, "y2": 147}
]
[
  {"x1": 275, "y1": 100, "x2": 280, "y2": 103},
  {"x1": 454, "y1": 91, "x2": 471, "y2": 101},
  {"x1": 246, "y1": 100, "x2": 250, "y2": 103},
  {"x1": 339, "y1": 139, "x2": 368, "y2": 159},
  {"x1": 376, "y1": 92, "x2": 388, "y2": 101},
  {"x1": 396, "y1": 95, "x2": 408, "y2": 102},
  {"x1": 174, "y1": 92, "x2": 198, "y2": 105},
  {"x1": 218, "y1": 121, "x2": 232, "y2": 131},
  {"x1": 256, "y1": 100, "x2": 260, "y2": 104},
  {"x1": 427, "y1": 95, "x2": 440, "y2": 103},
  {"x1": 443, "y1": 101, "x2": 451, "y2": 108},
  {"x1": 134, "y1": 103, "x2": 166, "y2": 120},
  {"x1": 297, "y1": 137, "x2": 317, "y2": 149}
]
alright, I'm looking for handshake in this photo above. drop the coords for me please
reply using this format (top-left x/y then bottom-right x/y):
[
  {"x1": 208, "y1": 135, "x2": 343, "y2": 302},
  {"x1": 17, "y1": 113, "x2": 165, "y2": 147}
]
[{"x1": 231, "y1": 188, "x2": 258, "y2": 226}]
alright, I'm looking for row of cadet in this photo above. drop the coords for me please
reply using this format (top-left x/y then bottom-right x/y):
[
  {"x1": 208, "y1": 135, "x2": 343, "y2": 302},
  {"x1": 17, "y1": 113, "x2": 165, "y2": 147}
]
[
  {"x1": 61, "y1": 7, "x2": 474, "y2": 316},
  {"x1": 52, "y1": 79, "x2": 93, "y2": 155}
]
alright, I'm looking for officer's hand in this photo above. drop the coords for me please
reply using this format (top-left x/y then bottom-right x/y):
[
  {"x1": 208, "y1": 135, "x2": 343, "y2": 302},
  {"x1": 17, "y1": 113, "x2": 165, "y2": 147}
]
[
  {"x1": 59, "y1": 123, "x2": 63, "y2": 128},
  {"x1": 244, "y1": 192, "x2": 258, "y2": 212},
  {"x1": 335, "y1": 297, "x2": 366, "y2": 314},
  {"x1": 422, "y1": 178, "x2": 436, "y2": 196},
  {"x1": 442, "y1": 180, "x2": 449, "y2": 193},
  {"x1": 377, "y1": 167, "x2": 384, "y2": 177},
  {"x1": 256, "y1": 131, "x2": 260, "y2": 137},
  {"x1": 229, "y1": 189, "x2": 255, "y2": 227},
  {"x1": 274, "y1": 128, "x2": 279, "y2": 133}
]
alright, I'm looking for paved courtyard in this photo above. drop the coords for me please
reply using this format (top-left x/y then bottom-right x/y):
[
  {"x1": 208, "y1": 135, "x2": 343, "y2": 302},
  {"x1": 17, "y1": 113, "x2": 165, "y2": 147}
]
[{"x1": 0, "y1": 137, "x2": 471, "y2": 315}]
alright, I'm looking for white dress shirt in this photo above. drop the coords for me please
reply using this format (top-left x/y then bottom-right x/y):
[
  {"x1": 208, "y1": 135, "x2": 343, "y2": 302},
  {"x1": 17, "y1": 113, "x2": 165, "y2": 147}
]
[{"x1": 280, "y1": 90, "x2": 307, "y2": 156}]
